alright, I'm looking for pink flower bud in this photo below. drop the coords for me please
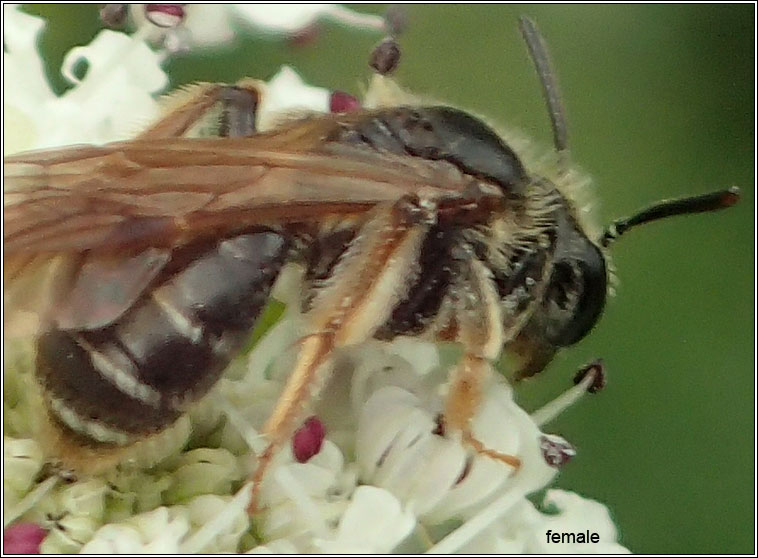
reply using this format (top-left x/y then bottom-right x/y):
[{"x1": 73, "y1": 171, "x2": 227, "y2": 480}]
[
  {"x1": 4, "y1": 522, "x2": 47, "y2": 555},
  {"x1": 330, "y1": 91, "x2": 361, "y2": 113},
  {"x1": 145, "y1": 4, "x2": 185, "y2": 28},
  {"x1": 292, "y1": 416, "x2": 326, "y2": 462}
]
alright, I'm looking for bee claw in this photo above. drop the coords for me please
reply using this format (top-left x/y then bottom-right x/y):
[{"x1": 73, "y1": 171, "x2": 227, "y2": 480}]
[{"x1": 463, "y1": 429, "x2": 522, "y2": 471}]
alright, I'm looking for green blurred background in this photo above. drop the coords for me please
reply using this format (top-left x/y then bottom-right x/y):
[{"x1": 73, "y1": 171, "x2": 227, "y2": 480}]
[{"x1": 20, "y1": 4, "x2": 754, "y2": 554}]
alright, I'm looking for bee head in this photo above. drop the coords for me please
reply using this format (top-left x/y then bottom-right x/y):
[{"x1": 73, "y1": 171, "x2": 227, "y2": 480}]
[
  {"x1": 506, "y1": 17, "x2": 740, "y2": 378},
  {"x1": 507, "y1": 187, "x2": 739, "y2": 379},
  {"x1": 504, "y1": 200, "x2": 607, "y2": 379}
]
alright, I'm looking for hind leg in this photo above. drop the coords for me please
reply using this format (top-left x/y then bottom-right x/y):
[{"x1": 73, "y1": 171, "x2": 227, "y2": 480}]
[
  {"x1": 137, "y1": 79, "x2": 262, "y2": 139},
  {"x1": 247, "y1": 196, "x2": 435, "y2": 513}
]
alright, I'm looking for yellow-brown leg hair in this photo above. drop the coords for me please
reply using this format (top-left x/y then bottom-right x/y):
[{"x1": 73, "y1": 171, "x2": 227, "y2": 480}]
[
  {"x1": 247, "y1": 197, "x2": 435, "y2": 514},
  {"x1": 137, "y1": 79, "x2": 262, "y2": 139},
  {"x1": 248, "y1": 331, "x2": 335, "y2": 511},
  {"x1": 441, "y1": 259, "x2": 522, "y2": 471},
  {"x1": 444, "y1": 355, "x2": 522, "y2": 469}
]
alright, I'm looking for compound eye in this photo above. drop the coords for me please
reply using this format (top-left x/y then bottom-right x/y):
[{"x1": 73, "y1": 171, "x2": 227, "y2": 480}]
[{"x1": 544, "y1": 242, "x2": 607, "y2": 346}]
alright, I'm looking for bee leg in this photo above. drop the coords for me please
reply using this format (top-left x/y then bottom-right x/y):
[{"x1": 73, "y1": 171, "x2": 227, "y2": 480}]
[
  {"x1": 247, "y1": 196, "x2": 436, "y2": 514},
  {"x1": 444, "y1": 355, "x2": 521, "y2": 469},
  {"x1": 136, "y1": 79, "x2": 262, "y2": 139},
  {"x1": 442, "y1": 258, "x2": 522, "y2": 470}
]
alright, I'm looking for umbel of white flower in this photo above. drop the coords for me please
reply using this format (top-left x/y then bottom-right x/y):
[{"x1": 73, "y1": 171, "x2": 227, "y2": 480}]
[{"x1": 3, "y1": 5, "x2": 629, "y2": 554}]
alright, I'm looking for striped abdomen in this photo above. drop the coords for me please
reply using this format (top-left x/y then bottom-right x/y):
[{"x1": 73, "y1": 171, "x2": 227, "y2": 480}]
[{"x1": 37, "y1": 231, "x2": 288, "y2": 448}]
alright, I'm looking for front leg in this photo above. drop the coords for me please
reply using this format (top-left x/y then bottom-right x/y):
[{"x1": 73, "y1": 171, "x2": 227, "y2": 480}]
[
  {"x1": 440, "y1": 257, "x2": 522, "y2": 470},
  {"x1": 248, "y1": 196, "x2": 435, "y2": 513}
]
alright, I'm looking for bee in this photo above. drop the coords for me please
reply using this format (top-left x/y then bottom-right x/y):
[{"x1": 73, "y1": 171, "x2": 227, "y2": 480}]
[{"x1": 3, "y1": 17, "x2": 739, "y2": 512}]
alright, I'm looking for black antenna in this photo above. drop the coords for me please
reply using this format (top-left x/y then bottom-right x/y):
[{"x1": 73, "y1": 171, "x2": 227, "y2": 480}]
[
  {"x1": 601, "y1": 187, "x2": 740, "y2": 247},
  {"x1": 519, "y1": 16, "x2": 568, "y2": 154}
]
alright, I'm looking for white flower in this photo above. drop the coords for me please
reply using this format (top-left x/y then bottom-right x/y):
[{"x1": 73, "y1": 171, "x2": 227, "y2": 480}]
[
  {"x1": 456, "y1": 489, "x2": 630, "y2": 554},
  {"x1": 231, "y1": 5, "x2": 386, "y2": 35},
  {"x1": 81, "y1": 492, "x2": 251, "y2": 554},
  {"x1": 351, "y1": 344, "x2": 556, "y2": 524},
  {"x1": 182, "y1": 493, "x2": 250, "y2": 553},
  {"x1": 3, "y1": 6, "x2": 166, "y2": 154},
  {"x1": 130, "y1": 4, "x2": 386, "y2": 52},
  {"x1": 256, "y1": 66, "x2": 331, "y2": 131},
  {"x1": 80, "y1": 506, "x2": 189, "y2": 554},
  {"x1": 162, "y1": 448, "x2": 243, "y2": 505},
  {"x1": 527, "y1": 490, "x2": 630, "y2": 554},
  {"x1": 3, "y1": 5, "x2": 359, "y2": 156},
  {"x1": 256, "y1": 441, "x2": 351, "y2": 539},
  {"x1": 3, "y1": 7, "x2": 628, "y2": 553},
  {"x1": 312, "y1": 486, "x2": 416, "y2": 553},
  {"x1": 3, "y1": 438, "x2": 44, "y2": 506},
  {"x1": 232, "y1": 324, "x2": 626, "y2": 554}
]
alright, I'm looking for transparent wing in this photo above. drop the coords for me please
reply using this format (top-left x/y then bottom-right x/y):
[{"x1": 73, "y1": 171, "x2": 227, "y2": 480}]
[
  {"x1": 5, "y1": 136, "x2": 476, "y2": 255},
  {"x1": 4, "y1": 121, "x2": 491, "y2": 336}
]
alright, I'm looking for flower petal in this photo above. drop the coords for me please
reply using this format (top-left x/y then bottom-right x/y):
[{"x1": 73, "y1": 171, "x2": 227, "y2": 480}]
[
  {"x1": 314, "y1": 486, "x2": 415, "y2": 553},
  {"x1": 523, "y1": 490, "x2": 631, "y2": 554},
  {"x1": 2, "y1": 6, "x2": 53, "y2": 108},
  {"x1": 232, "y1": 4, "x2": 384, "y2": 35},
  {"x1": 257, "y1": 66, "x2": 330, "y2": 131}
]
